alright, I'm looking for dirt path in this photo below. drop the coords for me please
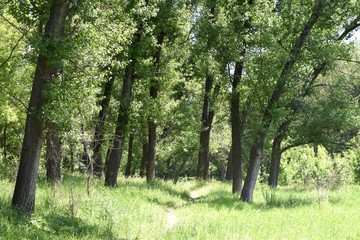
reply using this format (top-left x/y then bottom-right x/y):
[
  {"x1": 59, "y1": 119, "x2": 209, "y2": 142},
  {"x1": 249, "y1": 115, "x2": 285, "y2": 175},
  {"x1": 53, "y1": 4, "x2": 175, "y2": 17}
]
[
  {"x1": 165, "y1": 184, "x2": 213, "y2": 231},
  {"x1": 166, "y1": 209, "x2": 178, "y2": 231}
]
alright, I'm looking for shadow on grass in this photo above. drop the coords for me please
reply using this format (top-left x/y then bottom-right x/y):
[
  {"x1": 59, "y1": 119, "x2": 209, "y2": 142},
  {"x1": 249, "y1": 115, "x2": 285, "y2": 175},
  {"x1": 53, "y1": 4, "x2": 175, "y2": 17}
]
[
  {"x1": 0, "y1": 198, "x2": 115, "y2": 239},
  {"x1": 119, "y1": 179, "x2": 190, "y2": 199},
  {"x1": 179, "y1": 188, "x2": 315, "y2": 211},
  {"x1": 59, "y1": 175, "x2": 317, "y2": 211}
]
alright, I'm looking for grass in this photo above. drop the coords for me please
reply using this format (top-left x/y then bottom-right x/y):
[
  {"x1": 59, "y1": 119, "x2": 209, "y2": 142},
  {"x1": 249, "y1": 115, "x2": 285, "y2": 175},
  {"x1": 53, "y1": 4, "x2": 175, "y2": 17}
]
[{"x1": 1, "y1": 175, "x2": 360, "y2": 239}]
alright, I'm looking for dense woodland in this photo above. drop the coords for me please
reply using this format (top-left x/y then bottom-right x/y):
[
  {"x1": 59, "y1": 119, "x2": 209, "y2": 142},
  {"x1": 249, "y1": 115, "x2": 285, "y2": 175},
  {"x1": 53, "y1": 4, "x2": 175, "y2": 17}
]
[{"x1": 0, "y1": 0, "x2": 360, "y2": 214}]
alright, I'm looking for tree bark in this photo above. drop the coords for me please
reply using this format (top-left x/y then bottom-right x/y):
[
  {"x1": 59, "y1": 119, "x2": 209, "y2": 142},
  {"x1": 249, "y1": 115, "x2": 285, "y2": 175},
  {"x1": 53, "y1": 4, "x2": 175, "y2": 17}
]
[
  {"x1": 268, "y1": 123, "x2": 289, "y2": 188},
  {"x1": 104, "y1": 6, "x2": 146, "y2": 186},
  {"x1": 225, "y1": 150, "x2": 232, "y2": 181},
  {"x1": 146, "y1": 31, "x2": 165, "y2": 182},
  {"x1": 268, "y1": 60, "x2": 327, "y2": 187},
  {"x1": 12, "y1": 0, "x2": 70, "y2": 213},
  {"x1": 195, "y1": 2, "x2": 218, "y2": 180},
  {"x1": 45, "y1": 128, "x2": 62, "y2": 184},
  {"x1": 241, "y1": 0, "x2": 324, "y2": 202},
  {"x1": 140, "y1": 141, "x2": 147, "y2": 178},
  {"x1": 125, "y1": 133, "x2": 134, "y2": 178},
  {"x1": 197, "y1": 73, "x2": 215, "y2": 180},
  {"x1": 92, "y1": 73, "x2": 115, "y2": 177},
  {"x1": 105, "y1": 61, "x2": 136, "y2": 187},
  {"x1": 3, "y1": 125, "x2": 6, "y2": 160},
  {"x1": 231, "y1": 61, "x2": 244, "y2": 193}
]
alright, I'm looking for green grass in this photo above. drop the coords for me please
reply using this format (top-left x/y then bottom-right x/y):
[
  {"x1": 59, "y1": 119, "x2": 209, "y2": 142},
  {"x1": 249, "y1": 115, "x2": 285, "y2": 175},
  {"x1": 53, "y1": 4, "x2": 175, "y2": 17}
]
[{"x1": 1, "y1": 175, "x2": 360, "y2": 239}]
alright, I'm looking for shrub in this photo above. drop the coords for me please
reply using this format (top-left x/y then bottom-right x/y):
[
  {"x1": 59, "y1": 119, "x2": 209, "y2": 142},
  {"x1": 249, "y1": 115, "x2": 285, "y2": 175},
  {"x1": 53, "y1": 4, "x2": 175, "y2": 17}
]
[{"x1": 280, "y1": 145, "x2": 354, "y2": 187}]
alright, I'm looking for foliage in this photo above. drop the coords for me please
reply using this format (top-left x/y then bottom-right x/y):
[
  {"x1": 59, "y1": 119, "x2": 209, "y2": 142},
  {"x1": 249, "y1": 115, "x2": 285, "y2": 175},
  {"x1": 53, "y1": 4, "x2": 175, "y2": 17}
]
[{"x1": 280, "y1": 145, "x2": 354, "y2": 187}]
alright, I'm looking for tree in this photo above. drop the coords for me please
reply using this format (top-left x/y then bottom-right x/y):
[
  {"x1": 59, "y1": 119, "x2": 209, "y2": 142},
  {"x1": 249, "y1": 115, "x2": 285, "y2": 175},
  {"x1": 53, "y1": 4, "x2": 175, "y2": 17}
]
[
  {"x1": 92, "y1": 72, "x2": 116, "y2": 177},
  {"x1": 45, "y1": 125, "x2": 62, "y2": 184},
  {"x1": 12, "y1": 0, "x2": 71, "y2": 213},
  {"x1": 241, "y1": 0, "x2": 327, "y2": 201},
  {"x1": 268, "y1": 10, "x2": 360, "y2": 188},
  {"x1": 105, "y1": 0, "x2": 149, "y2": 187}
]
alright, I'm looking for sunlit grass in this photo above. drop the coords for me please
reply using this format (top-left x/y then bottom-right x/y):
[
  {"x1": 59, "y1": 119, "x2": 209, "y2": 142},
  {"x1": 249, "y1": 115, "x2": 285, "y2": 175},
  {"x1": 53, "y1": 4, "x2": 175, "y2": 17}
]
[{"x1": 1, "y1": 174, "x2": 360, "y2": 239}]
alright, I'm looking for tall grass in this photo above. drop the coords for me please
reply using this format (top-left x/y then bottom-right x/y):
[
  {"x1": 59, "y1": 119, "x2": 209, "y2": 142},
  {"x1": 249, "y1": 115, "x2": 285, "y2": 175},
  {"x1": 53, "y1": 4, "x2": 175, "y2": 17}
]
[{"x1": 1, "y1": 174, "x2": 359, "y2": 239}]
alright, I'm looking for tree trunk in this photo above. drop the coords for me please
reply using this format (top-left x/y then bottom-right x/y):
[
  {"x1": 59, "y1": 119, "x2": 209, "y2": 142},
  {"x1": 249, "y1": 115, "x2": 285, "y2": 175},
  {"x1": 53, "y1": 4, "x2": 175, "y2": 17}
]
[
  {"x1": 146, "y1": 31, "x2": 165, "y2": 182},
  {"x1": 268, "y1": 135, "x2": 282, "y2": 188},
  {"x1": 231, "y1": 61, "x2": 244, "y2": 193},
  {"x1": 225, "y1": 150, "x2": 232, "y2": 181},
  {"x1": 125, "y1": 133, "x2": 134, "y2": 178},
  {"x1": 45, "y1": 128, "x2": 62, "y2": 184},
  {"x1": 105, "y1": 61, "x2": 135, "y2": 187},
  {"x1": 12, "y1": 0, "x2": 70, "y2": 213},
  {"x1": 173, "y1": 155, "x2": 191, "y2": 185},
  {"x1": 269, "y1": 119, "x2": 291, "y2": 188},
  {"x1": 241, "y1": 131, "x2": 266, "y2": 202},
  {"x1": 140, "y1": 141, "x2": 147, "y2": 178},
  {"x1": 197, "y1": 73, "x2": 215, "y2": 180},
  {"x1": 3, "y1": 124, "x2": 6, "y2": 160},
  {"x1": 63, "y1": 142, "x2": 75, "y2": 173},
  {"x1": 92, "y1": 73, "x2": 115, "y2": 178},
  {"x1": 241, "y1": 0, "x2": 324, "y2": 202},
  {"x1": 105, "y1": 11, "x2": 146, "y2": 186}
]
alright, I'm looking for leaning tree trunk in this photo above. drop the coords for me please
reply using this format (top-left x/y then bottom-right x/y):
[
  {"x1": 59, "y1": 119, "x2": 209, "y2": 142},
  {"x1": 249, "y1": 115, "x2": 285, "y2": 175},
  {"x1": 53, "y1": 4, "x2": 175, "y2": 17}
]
[
  {"x1": 45, "y1": 128, "x2": 62, "y2": 184},
  {"x1": 241, "y1": 0, "x2": 324, "y2": 202},
  {"x1": 146, "y1": 31, "x2": 165, "y2": 182},
  {"x1": 12, "y1": 0, "x2": 70, "y2": 213},
  {"x1": 92, "y1": 73, "x2": 115, "y2": 177}
]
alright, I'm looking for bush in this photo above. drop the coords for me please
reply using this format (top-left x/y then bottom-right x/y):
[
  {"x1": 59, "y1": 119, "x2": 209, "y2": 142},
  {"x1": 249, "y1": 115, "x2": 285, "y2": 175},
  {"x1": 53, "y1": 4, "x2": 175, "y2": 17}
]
[{"x1": 279, "y1": 145, "x2": 354, "y2": 187}]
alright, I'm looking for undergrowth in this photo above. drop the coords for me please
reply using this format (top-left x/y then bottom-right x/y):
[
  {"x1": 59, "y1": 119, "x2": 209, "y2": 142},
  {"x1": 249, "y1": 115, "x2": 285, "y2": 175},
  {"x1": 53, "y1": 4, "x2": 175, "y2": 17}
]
[{"x1": 1, "y1": 174, "x2": 360, "y2": 239}]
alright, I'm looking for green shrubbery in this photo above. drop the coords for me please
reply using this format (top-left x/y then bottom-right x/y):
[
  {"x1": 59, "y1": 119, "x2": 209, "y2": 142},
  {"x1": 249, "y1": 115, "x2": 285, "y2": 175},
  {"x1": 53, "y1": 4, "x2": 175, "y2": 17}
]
[{"x1": 279, "y1": 145, "x2": 356, "y2": 187}]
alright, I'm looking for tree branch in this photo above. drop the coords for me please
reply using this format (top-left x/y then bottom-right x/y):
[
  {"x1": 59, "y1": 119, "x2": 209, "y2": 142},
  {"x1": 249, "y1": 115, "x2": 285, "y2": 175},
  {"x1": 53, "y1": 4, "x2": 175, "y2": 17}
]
[
  {"x1": 337, "y1": 16, "x2": 360, "y2": 41},
  {"x1": 0, "y1": 15, "x2": 28, "y2": 34},
  {"x1": 0, "y1": 34, "x2": 25, "y2": 69}
]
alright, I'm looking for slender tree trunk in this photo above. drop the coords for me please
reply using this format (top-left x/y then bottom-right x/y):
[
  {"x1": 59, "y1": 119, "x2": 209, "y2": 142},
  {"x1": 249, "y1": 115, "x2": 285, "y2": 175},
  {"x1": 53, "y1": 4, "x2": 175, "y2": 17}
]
[
  {"x1": 197, "y1": 73, "x2": 214, "y2": 180},
  {"x1": 92, "y1": 73, "x2": 115, "y2": 177},
  {"x1": 268, "y1": 135, "x2": 283, "y2": 188},
  {"x1": 140, "y1": 141, "x2": 147, "y2": 178},
  {"x1": 3, "y1": 125, "x2": 6, "y2": 160},
  {"x1": 12, "y1": 0, "x2": 70, "y2": 213},
  {"x1": 63, "y1": 142, "x2": 75, "y2": 173},
  {"x1": 230, "y1": 0, "x2": 254, "y2": 193},
  {"x1": 173, "y1": 155, "x2": 192, "y2": 185},
  {"x1": 125, "y1": 133, "x2": 134, "y2": 178},
  {"x1": 105, "y1": 61, "x2": 136, "y2": 187},
  {"x1": 105, "y1": 10, "x2": 146, "y2": 186},
  {"x1": 231, "y1": 61, "x2": 244, "y2": 193},
  {"x1": 196, "y1": 3, "x2": 217, "y2": 181},
  {"x1": 241, "y1": 0, "x2": 324, "y2": 202},
  {"x1": 146, "y1": 31, "x2": 165, "y2": 182},
  {"x1": 45, "y1": 128, "x2": 62, "y2": 184},
  {"x1": 269, "y1": 119, "x2": 291, "y2": 188},
  {"x1": 225, "y1": 150, "x2": 232, "y2": 181}
]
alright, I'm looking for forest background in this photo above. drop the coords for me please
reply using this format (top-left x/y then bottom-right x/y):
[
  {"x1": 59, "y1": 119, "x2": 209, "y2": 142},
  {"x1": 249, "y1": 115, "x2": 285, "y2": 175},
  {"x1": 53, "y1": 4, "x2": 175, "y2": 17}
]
[{"x1": 0, "y1": 0, "x2": 360, "y2": 216}]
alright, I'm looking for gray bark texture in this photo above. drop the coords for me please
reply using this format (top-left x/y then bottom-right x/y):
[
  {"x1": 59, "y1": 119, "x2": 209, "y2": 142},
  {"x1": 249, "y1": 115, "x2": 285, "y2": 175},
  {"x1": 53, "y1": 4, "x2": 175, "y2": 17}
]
[
  {"x1": 241, "y1": 0, "x2": 324, "y2": 202},
  {"x1": 12, "y1": 0, "x2": 70, "y2": 213}
]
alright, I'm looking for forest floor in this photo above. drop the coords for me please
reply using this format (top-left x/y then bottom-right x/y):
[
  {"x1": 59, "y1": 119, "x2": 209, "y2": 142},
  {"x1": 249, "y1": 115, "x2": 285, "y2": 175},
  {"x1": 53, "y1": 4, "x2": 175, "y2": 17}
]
[{"x1": 1, "y1": 174, "x2": 360, "y2": 239}]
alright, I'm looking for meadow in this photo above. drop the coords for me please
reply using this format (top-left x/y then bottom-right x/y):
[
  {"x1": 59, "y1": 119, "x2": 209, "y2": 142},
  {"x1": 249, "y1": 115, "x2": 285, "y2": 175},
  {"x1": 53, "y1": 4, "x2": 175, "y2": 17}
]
[{"x1": 1, "y1": 174, "x2": 360, "y2": 239}]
